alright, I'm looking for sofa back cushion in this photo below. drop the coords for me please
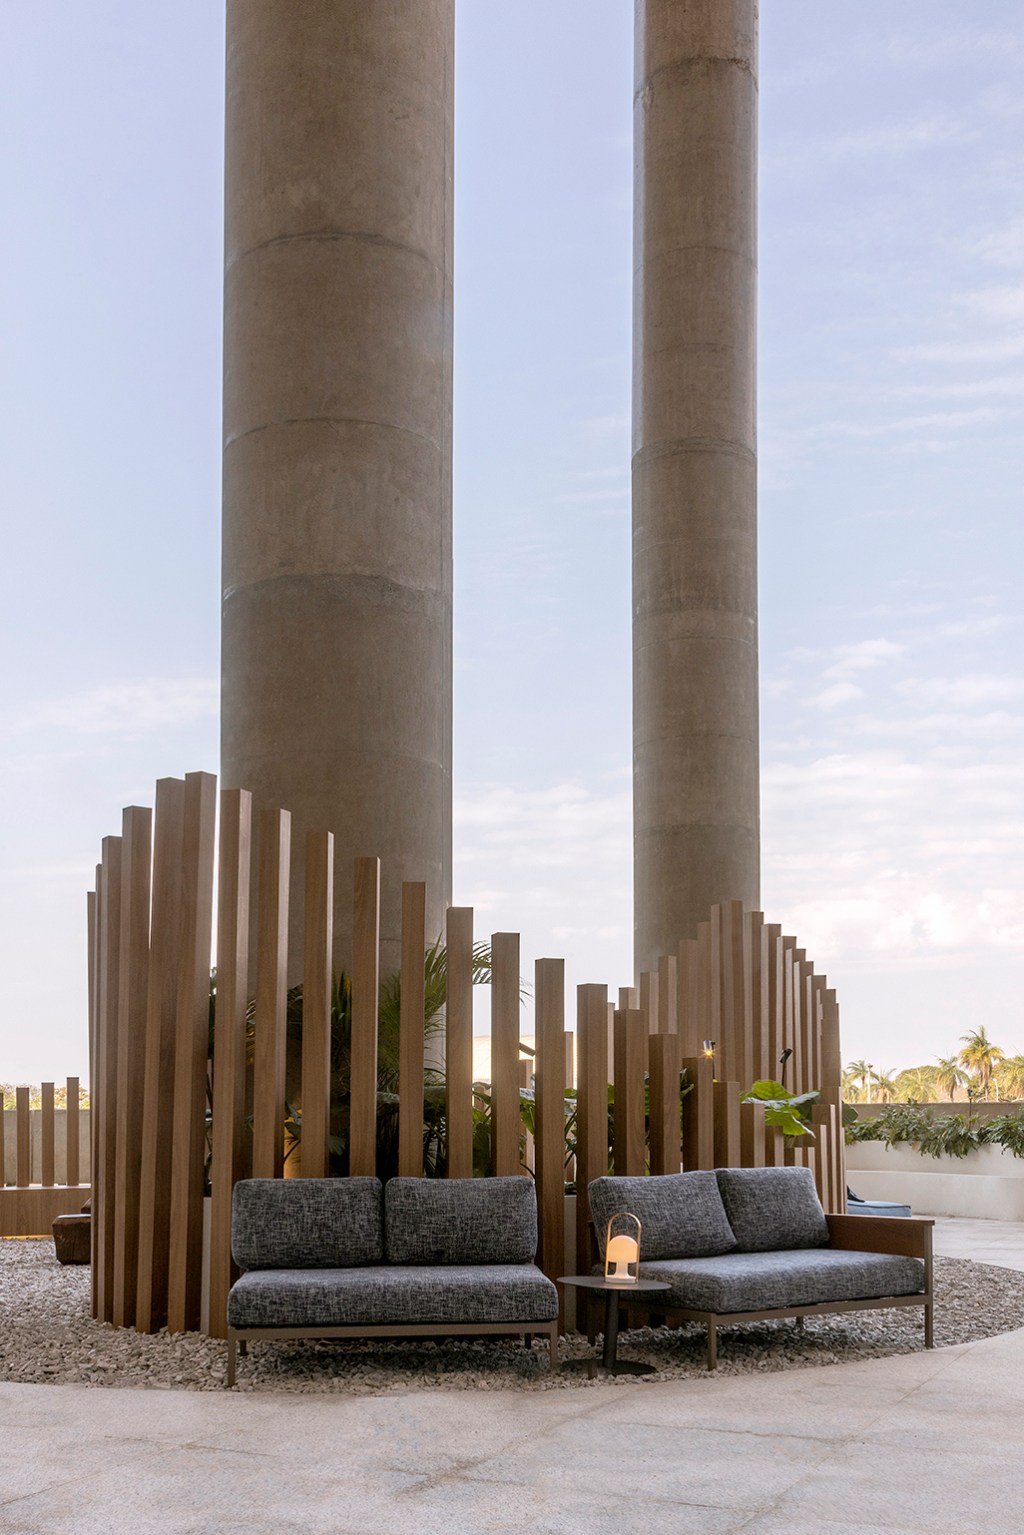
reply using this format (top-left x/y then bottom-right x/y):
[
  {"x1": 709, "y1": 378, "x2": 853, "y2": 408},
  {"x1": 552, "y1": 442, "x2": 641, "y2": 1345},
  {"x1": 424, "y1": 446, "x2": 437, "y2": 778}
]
[
  {"x1": 385, "y1": 1176, "x2": 538, "y2": 1265},
  {"x1": 588, "y1": 1172, "x2": 737, "y2": 1261},
  {"x1": 715, "y1": 1166, "x2": 830, "y2": 1252},
  {"x1": 232, "y1": 1177, "x2": 384, "y2": 1271}
]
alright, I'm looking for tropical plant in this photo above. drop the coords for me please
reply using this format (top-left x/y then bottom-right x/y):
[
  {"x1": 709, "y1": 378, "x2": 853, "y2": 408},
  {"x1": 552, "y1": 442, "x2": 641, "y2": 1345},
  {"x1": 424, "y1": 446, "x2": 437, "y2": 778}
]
[
  {"x1": 845, "y1": 1103, "x2": 1024, "y2": 1161},
  {"x1": 741, "y1": 1079, "x2": 819, "y2": 1139},
  {"x1": 935, "y1": 1055, "x2": 968, "y2": 1101},
  {"x1": 843, "y1": 1060, "x2": 872, "y2": 1103},
  {"x1": 959, "y1": 1028, "x2": 1005, "y2": 1101},
  {"x1": 994, "y1": 1055, "x2": 1024, "y2": 1102},
  {"x1": 893, "y1": 1065, "x2": 939, "y2": 1104}
]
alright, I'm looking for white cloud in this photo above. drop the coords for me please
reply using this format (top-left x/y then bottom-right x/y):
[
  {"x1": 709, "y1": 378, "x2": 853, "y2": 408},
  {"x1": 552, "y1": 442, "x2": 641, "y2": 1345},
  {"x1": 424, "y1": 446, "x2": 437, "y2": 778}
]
[
  {"x1": 15, "y1": 678, "x2": 219, "y2": 737},
  {"x1": 823, "y1": 639, "x2": 905, "y2": 679},
  {"x1": 895, "y1": 336, "x2": 1024, "y2": 364},
  {"x1": 812, "y1": 683, "x2": 866, "y2": 711},
  {"x1": 959, "y1": 284, "x2": 1024, "y2": 322},
  {"x1": 896, "y1": 674, "x2": 1024, "y2": 707},
  {"x1": 971, "y1": 218, "x2": 1024, "y2": 269}
]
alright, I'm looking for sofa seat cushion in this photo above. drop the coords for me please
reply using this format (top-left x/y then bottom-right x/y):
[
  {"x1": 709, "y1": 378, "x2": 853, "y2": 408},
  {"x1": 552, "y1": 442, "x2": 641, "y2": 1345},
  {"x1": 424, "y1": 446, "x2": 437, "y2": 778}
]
[
  {"x1": 232, "y1": 1178, "x2": 383, "y2": 1270},
  {"x1": 385, "y1": 1176, "x2": 538, "y2": 1265},
  {"x1": 588, "y1": 1172, "x2": 737, "y2": 1261},
  {"x1": 715, "y1": 1167, "x2": 830, "y2": 1252},
  {"x1": 228, "y1": 1263, "x2": 559, "y2": 1329},
  {"x1": 636, "y1": 1249, "x2": 926, "y2": 1315}
]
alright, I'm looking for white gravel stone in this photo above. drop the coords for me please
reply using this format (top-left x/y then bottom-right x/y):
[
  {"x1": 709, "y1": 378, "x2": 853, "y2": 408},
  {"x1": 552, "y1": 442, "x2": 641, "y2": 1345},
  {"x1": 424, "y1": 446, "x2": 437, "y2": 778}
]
[{"x1": 2, "y1": 1239, "x2": 1022, "y2": 1394}]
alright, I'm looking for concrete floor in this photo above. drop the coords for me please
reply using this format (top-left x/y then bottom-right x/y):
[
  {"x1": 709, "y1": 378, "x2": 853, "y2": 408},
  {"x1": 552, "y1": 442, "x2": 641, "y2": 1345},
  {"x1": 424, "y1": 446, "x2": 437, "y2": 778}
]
[{"x1": 1, "y1": 1217, "x2": 1022, "y2": 1535}]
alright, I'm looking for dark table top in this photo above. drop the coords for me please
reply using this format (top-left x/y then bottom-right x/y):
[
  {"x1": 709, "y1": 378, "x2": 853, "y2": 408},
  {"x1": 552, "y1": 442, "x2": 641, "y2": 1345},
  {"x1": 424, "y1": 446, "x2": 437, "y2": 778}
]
[{"x1": 557, "y1": 1274, "x2": 672, "y2": 1294}]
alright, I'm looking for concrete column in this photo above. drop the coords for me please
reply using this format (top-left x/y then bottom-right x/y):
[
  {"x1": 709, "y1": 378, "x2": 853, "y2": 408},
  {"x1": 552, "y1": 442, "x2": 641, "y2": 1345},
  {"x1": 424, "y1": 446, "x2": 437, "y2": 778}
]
[
  {"x1": 221, "y1": 1, "x2": 454, "y2": 976},
  {"x1": 632, "y1": 0, "x2": 760, "y2": 973}
]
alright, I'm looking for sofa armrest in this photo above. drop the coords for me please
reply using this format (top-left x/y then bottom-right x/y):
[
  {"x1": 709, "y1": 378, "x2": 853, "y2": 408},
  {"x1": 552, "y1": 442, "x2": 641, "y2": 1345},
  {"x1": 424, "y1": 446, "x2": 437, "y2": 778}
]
[{"x1": 826, "y1": 1213, "x2": 933, "y2": 1262}]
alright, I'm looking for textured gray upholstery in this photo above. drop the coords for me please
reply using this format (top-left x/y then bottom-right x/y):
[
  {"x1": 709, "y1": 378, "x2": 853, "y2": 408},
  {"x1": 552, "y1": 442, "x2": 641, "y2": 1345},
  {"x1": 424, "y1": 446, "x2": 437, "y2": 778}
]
[
  {"x1": 715, "y1": 1167, "x2": 830, "y2": 1252},
  {"x1": 588, "y1": 1172, "x2": 737, "y2": 1261},
  {"x1": 385, "y1": 1176, "x2": 538, "y2": 1265},
  {"x1": 228, "y1": 1263, "x2": 559, "y2": 1329},
  {"x1": 231, "y1": 1178, "x2": 383, "y2": 1271},
  {"x1": 639, "y1": 1248, "x2": 926, "y2": 1314}
]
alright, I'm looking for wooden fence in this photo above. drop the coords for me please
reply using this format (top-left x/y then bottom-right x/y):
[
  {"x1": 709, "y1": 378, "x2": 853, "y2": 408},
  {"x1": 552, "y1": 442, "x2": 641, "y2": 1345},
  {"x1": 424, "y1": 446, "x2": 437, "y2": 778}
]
[
  {"x1": 0, "y1": 1079, "x2": 91, "y2": 1236},
  {"x1": 88, "y1": 772, "x2": 845, "y2": 1338}
]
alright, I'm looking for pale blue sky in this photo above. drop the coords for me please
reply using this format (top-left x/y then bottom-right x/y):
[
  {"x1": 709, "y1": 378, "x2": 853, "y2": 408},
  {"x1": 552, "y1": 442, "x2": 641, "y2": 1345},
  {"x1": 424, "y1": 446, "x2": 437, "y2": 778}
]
[{"x1": 1, "y1": 3, "x2": 1021, "y2": 1085}]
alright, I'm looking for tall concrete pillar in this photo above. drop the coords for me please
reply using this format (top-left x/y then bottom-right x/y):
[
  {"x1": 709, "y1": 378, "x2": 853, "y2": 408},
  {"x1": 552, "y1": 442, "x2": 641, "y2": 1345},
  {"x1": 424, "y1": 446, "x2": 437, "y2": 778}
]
[
  {"x1": 221, "y1": 1, "x2": 454, "y2": 976},
  {"x1": 633, "y1": 0, "x2": 760, "y2": 973}
]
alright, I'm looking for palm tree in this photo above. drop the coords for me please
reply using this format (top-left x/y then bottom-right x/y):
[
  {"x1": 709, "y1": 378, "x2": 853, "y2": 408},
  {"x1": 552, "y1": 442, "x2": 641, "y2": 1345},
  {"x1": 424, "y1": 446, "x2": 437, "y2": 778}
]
[
  {"x1": 995, "y1": 1055, "x2": 1024, "y2": 1102},
  {"x1": 873, "y1": 1068, "x2": 898, "y2": 1104},
  {"x1": 935, "y1": 1055, "x2": 968, "y2": 1101},
  {"x1": 959, "y1": 1028, "x2": 1005, "y2": 1101},
  {"x1": 844, "y1": 1060, "x2": 874, "y2": 1103},
  {"x1": 894, "y1": 1065, "x2": 939, "y2": 1103}
]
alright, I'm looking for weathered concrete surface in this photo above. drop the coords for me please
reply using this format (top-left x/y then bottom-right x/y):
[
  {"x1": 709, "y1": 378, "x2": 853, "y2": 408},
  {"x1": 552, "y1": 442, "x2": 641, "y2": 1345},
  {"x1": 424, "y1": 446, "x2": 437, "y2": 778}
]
[
  {"x1": 221, "y1": 1, "x2": 454, "y2": 975},
  {"x1": 633, "y1": 0, "x2": 760, "y2": 972},
  {"x1": 2, "y1": 1218, "x2": 1023, "y2": 1533}
]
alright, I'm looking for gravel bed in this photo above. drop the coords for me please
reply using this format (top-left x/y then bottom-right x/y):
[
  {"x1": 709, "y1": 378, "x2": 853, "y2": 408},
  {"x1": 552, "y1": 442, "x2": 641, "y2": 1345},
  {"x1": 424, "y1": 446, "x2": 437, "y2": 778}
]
[{"x1": 3, "y1": 1240, "x2": 1023, "y2": 1395}]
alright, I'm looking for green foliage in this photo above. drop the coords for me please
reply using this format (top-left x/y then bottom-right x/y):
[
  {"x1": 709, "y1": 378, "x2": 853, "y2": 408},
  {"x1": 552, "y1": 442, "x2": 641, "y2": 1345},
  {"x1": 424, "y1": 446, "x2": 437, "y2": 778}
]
[
  {"x1": 846, "y1": 1103, "x2": 1024, "y2": 1160},
  {"x1": 741, "y1": 1079, "x2": 819, "y2": 1139}
]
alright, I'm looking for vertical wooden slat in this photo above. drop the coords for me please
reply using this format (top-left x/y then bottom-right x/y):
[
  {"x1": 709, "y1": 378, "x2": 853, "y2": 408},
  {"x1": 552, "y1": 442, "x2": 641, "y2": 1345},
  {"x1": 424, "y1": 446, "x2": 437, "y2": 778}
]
[
  {"x1": 112, "y1": 804, "x2": 152, "y2": 1330},
  {"x1": 490, "y1": 931, "x2": 521, "y2": 1177},
  {"x1": 658, "y1": 953, "x2": 678, "y2": 1035},
  {"x1": 708, "y1": 908, "x2": 725, "y2": 1077},
  {"x1": 40, "y1": 1082, "x2": 55, "y2": 1187},
  {"x1": 136, "y1": 777, "x2": 185, "y2": 1334},
  {"x1": 0, "y1": 1086, "x2": 6, "y2": 1187},
  {"x1": 348, "y1": 857, "x2": 381, "y2": 1178},
  {"x1": 677, "y1": 937, "x2": 701, "y2": 1056},
  {"x1": 713, "y1": 1081, "x2": 741, "y2": 1168},
  {"x1": 799, "y1": 958, "x2": 815, "y2": 1099},
  {"x1": 251, "y1": 806, "x2": 291, "y2": 1182},
  {"x1": 95, "y1": 835, "x2": 122, "y2": 1321},
  {"x1": 16, "y1": 1086, "x2": 30, "y2": 1186},
  {"x1": 763, "y1": 1124, "x2": 786, "y2": 1167},
  {"x1": 649, "y1": 1032, "x2": 682, "y2": 1175},
  {"x1": 681, "y1": 1055, "x2": 714, "y2": 1171},
  {"x1": 731, "y1": 900, "x2": 754, "y2": 1093},
  {"x1": 749, "y1": 913, "x2": 768, "y2": 1085},
  {"x1": 782, "y1": 937, "x2": 797, "y2": 1086},
  {"x1": 65, "y1": 1076, "x2": 80, "y2": 1188},
  {"x1": 207, "y1": 788, "x2": 253, "y2": 1341},
  {"x1": 534, "y1": 958, "x2": 565, "y2": 1288},
  {"x1": 397, "y1": 883, "x2": 428, "y2": 1177},
  {"x1": 564, "y1": 1031, "x2": 575, "y2": 1090},
  {"x1": 639, "y1": 971, "x2": 659, "y2": 1035},
  {"x1": 87, "y1": 878, "x2": 98, "y2": 1309},
  {"x1": 301, "y1": 830, "x2": 334, "y2": 1180},
  {"x1": 576, "y1": 983, "x2": 609, "y2": 1282},
  {"x1": 166, "y1": 772, "x2": 217, "y2": 1335},
  {"x1": 791, "y1": 948, "x2": 806, "y2": 1096},
  {"x1": 443, "y1": 905, "x2": 474, "y2": 1180},
  {"x1": 612, "y1": 1010, "x2": 646, "y2": 1175},
  {"x1": 739, "y1": 1100, "x2": 766, "y2": 1168},
  {"x1": 766, "y1": 925, "x2": 784, "y2": 1082}
]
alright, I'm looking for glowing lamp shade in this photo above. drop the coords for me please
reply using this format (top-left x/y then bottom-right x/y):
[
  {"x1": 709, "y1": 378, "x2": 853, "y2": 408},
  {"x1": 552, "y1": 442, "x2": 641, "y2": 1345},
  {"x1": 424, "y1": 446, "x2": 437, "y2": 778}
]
[{"x1": 604, "y1": 1212, "x2": 642, "y2": 1285}]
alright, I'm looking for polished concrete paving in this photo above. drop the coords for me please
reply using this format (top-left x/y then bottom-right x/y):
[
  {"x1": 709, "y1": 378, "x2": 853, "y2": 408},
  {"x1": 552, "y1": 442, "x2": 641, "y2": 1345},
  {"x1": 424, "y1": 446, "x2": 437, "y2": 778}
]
[{"x1": 1, "y1": 1218, "x2": 1022, "y2": 1535}]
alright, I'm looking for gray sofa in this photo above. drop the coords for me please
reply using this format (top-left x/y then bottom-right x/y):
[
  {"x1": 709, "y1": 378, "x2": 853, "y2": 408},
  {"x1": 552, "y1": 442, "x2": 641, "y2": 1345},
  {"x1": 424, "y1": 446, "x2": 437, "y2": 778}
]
[
  {"x1": 226, "y1": 1175, "x2": 559, "y2": 1385},
  {"x1": 588, "y1": 1167, "x2": 934, "y2": 1369}
]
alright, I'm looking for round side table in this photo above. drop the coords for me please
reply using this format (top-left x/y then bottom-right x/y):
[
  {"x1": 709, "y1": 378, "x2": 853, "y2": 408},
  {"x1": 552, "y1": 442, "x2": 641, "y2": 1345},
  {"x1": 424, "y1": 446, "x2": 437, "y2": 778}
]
[{"x1": 558, "y1": 1275, "x2": 672, "y2": 1377}]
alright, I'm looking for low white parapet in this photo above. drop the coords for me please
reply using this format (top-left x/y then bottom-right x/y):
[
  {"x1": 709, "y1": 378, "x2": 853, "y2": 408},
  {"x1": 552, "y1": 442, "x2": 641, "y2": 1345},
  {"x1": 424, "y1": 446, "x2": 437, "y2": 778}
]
[{"x1": 846, "y1": 1141, "x2": 1024, "y2": 1221}]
